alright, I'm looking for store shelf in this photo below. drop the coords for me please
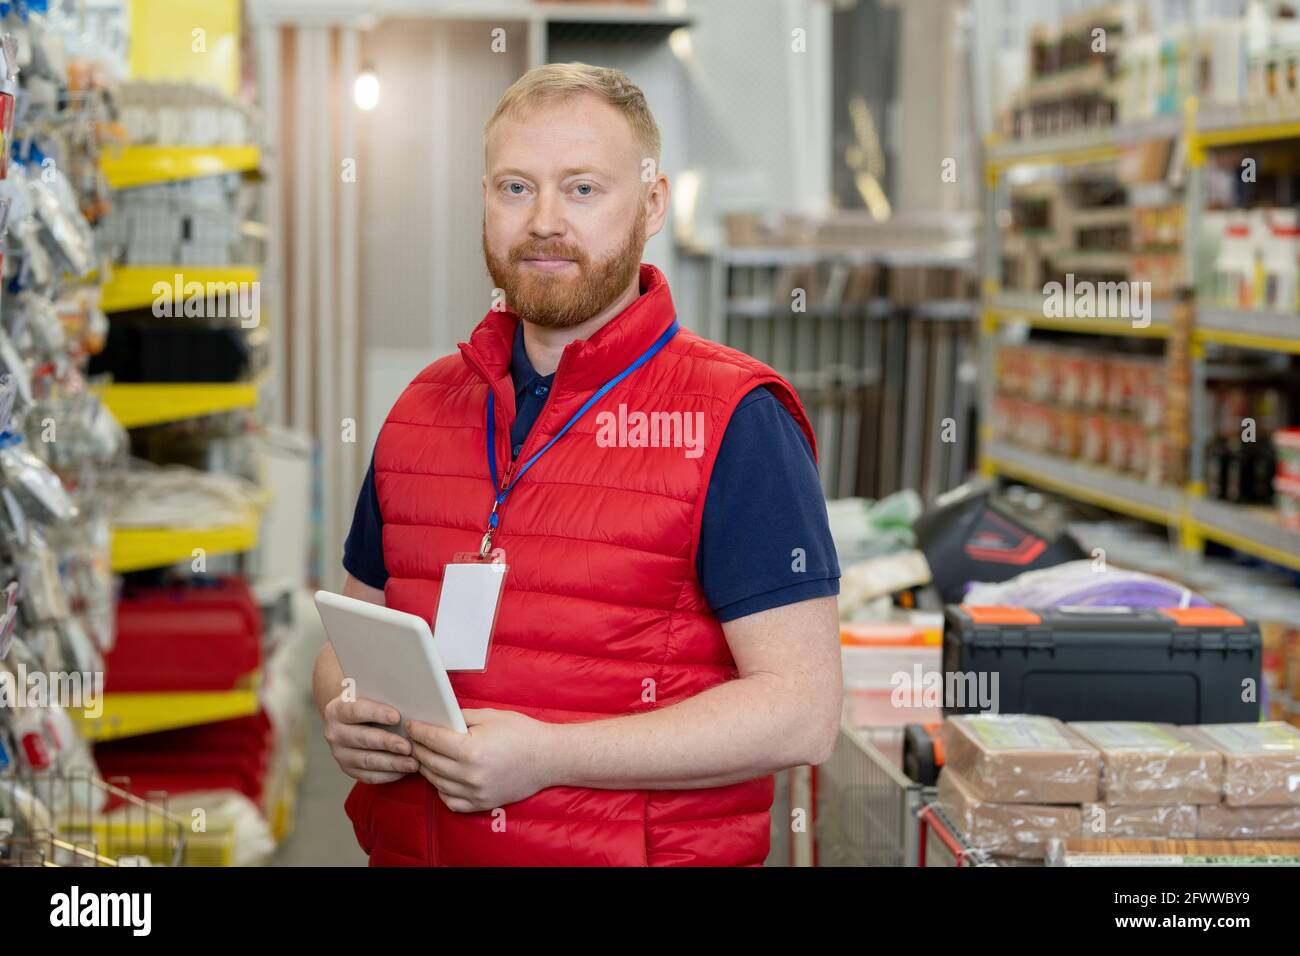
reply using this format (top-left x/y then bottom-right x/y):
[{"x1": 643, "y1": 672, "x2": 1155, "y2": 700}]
[
  {"x1": 101, "y1": 144, "x2": 262, "y2": 189},
  {"x1": 95, "y1": 374, "x2": 267, "y2": 428},
  {"x1": 984, "y1": 441, "x2": 1181, "y2": 525},
  {"x1": 1188, "y1": 497, "x2": 1300, "y2": 574},
  {"x1": 73, "y1": 676, "x2": 261, "y2": 743},
  {"x1": 985, "y1": 115, "x2": 1183, "y2": 175},
  {"x1": 913, "y1": 299, "x2": 976, "y2": 321},
  {"x1": 1193, "y1": 103, "x2": 1300, "y2": 148},
  {"x1": 985, "y1": 293, "x2": 1171, "y2": 337},
  {"x1": 110, "y1": 517, "x2": 260, "y2": 573},
  {"x1": 1195, "y1": 309, "x2": 1300, "y2": 355},
  {"x1": 716, "y1": 245, "x2": 975, "y2": 268},
  {"x1": 100, "y1": 265, "x2": 261, "y2": 313}
]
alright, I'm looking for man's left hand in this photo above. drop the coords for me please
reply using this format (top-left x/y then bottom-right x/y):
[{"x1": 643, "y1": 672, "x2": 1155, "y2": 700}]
[{"x1": 407, "y1": 708, "x2": 556, "y2": 813}]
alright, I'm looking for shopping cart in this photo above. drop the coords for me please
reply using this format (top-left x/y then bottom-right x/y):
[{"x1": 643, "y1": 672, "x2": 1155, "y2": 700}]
[
  {"x1": 0, "y1": 768, "x2": 186, "y2": 866},
  {"x1": 815, "y1": 716, "x2": 926, "y2": 865},
  {"x1": 814, "y1": 715, "x2": 994, "y2": 866}
]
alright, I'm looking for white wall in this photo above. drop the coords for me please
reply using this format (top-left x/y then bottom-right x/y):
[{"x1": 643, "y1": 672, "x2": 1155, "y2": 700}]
[{"x1": 358, "y1": 17, "x2": 529, "y2": 447}]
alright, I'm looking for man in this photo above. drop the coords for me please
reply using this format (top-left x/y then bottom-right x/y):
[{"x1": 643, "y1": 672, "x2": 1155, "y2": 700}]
[{"x1": 314, "y1": 62, "x2": 842, "y2": 866}]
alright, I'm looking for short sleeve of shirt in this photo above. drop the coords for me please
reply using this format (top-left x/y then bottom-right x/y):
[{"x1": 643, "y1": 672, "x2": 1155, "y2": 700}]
[
  {"x1": 342, "y1": 451, "x2": 389, "y2": 590},
  {"x1": 696, "y1": 387, "x2": 841, "y2": 622}
]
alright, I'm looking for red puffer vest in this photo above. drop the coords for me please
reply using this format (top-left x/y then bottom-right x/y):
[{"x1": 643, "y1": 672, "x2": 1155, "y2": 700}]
[{"x1": 346, "y1": 263, "x2": 815, "y2": 866}]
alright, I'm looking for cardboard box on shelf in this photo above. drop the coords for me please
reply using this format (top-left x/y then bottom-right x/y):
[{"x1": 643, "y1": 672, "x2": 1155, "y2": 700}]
[
  {"x1": 1182, "y1": 722, "x2": 1300, "y2": 807},
  {"x1": 938, "y1": 766, "x2": 1083, "y2": 861},
  {"x1": 1081, "y1": 803, "x2": 1198, "y2": 839},
  {"x1": 942, "y1": 714, "x2": 1102, "y2": 804},
  {"x1": 1069, "y1": 722, "x2": 1223, "y2": 806},
  {"x1": 1197, "y1": 804, "x2": 1300, "y2": 841}
]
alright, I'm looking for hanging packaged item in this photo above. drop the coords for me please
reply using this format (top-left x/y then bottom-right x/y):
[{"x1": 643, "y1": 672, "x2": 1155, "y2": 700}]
[
  {"x1": 15, "y1": 530, "x2": 70, "y2": 625},
  {"x1": 0, "y1": 723, "x2": 14, "y2": 775},
  {"x1": 0, "y1": 580, "x2": 17, "y2": 659},
  {"x1": 0, "y1": 331, "x2": 32, "y2": 407},
  {"x1": 0, "y1": 91, "x2": 13, "y2": 179},
  {"x1": 8, "y1": 706, "x2": 52, "y2": 772},
  {"x1": 0, "y1": 436, "x2": 76, "y2": 523}
]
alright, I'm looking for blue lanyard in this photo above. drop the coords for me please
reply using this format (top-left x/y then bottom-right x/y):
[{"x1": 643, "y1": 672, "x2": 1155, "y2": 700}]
[{"x1": 480, "y1": 318, "x2": 680, "y2": 556}]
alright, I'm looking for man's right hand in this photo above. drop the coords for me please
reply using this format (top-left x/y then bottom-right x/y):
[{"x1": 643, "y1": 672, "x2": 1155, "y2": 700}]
[{"x1": 323, "y1": 696, "x2": 420, "y2": 784}]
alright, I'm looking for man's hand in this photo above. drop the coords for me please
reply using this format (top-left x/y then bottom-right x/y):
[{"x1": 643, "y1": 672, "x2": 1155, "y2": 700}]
[
  {"x1": 407, "y1": 708, "x2": 555, "y2": 813},
  {"x1": 323, "y1": 696, "x2": 420, "y2": 784}
]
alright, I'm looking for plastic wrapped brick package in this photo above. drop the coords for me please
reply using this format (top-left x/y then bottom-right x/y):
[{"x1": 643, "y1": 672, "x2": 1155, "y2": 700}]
[
  {"x1": 1196, "y1": 805, "x2": 1300, "y2": 840},
  {"x1": 1080, "y1": 803, "x2": 1199, "y2": 839},
  {"x1": 938, "y1": 767, "x2": 1083, "y2": 860},
  {"x1": 1182, "y1": 722, "x2": 1300, "y2": 807},
  {"x1": 1069, "y1": 722, "x2": 1223, "y2": 806},
  {"x1": 942, "y1": 714, "x2": 1102, "y2": 804}
]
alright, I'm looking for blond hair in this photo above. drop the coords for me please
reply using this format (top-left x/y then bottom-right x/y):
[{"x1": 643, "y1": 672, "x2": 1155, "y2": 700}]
[{"x1": 483, "y1": 62, "x2": 661, "y2": 167}]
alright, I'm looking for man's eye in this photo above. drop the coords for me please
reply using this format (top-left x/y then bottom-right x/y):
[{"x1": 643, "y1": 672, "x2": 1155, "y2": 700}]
[
  {"x1": 505, "y1": 183, "x2": 526, "y2": 195},
  {"x1": 575, "y1": 183, "x2": 593, "y2": 196}
]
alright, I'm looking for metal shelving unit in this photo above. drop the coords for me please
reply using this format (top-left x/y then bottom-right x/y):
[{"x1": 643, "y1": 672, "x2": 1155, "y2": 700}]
[
  {"x1": 710, "y1": 244, "x2": 978, "y2": 501},
  {"x1": 978, "y1": 73, "x2": 1300, "y2": 573}
]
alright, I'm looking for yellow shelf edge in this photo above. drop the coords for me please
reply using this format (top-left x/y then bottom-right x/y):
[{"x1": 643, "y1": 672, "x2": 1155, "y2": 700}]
[
  {"x1": 987, "y1": 142, "x2": 1123, "y2": 178},
  {"x1": 986, "y1": 451, "x2": 1300, "y2": 570},
  {"x1": 1191, "y1": 520, "x2": 1300, "y2": 574},
  {"x1": 1193, "y1": 328, "x2": 1300, "y2": 355},
  {"x1": 986, "y1": 455, "x2": 1177, "y2": 526},
  {"x1": 95, "y1": 373, "x2": 267, "y2": 428},
  {"x1": 990, "y1": 308, "x2": 1169, "y2": 338},
  {"x1": 1193, "y1": 121, "x2": 1300, "y2": 151},
  {"x1": 101, "y1": 144, "x2": 261, "y2": 190},
  {"x1": 110, "y1": 518, "x2": 260, "y2": 573},
  {"x1": 72, "y1": 680, "x2": 261, "y2": 742},
  {"x1": 101, "y1": 265, "x2": 261, "y2": 313}
]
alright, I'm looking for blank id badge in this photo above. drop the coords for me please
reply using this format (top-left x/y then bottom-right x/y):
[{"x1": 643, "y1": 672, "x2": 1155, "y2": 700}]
[{"x1": 435, "y1": 551, "x2": 509, "y2": 672}]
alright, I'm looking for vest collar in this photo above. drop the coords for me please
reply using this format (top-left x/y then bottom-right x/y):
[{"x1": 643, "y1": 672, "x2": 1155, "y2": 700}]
[{"x1": 459, "y1": 262, "x2": 677, "y2": 404}]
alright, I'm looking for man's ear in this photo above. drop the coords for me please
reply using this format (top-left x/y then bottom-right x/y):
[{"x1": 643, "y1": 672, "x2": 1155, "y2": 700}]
[{"x1": 644, "y1": 174, "x2": 670, "y2": 241}]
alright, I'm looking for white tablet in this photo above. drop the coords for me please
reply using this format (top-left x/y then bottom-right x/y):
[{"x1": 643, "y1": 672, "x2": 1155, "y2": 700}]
[{"x1": 314, "y1": 590, "x2": 467, "y2": 735}]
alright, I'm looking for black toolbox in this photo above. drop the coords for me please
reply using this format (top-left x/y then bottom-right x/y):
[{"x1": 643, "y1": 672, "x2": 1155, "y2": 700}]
[{"x1": 942, "y1": 605, "x2": 1261, "y2": 724}]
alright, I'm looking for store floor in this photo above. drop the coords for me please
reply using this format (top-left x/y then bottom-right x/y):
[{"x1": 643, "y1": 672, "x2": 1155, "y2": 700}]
[{"x1": 271, "y1": 706, "x2": 368, "y2": 866}]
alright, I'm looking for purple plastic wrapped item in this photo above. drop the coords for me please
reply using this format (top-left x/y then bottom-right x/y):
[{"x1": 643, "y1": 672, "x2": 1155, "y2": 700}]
[{"x1": 963, "y1": 560, "x2": 1210, "y2": 609}]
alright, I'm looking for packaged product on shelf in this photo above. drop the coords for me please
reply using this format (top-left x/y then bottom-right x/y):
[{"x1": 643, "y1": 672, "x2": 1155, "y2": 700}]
[
  {"x1": 1081, "y1": 803, "x2": 1198, "y2": 839},
  {"x1": 1127, "y1": 422, "x2": 1150, "y2": 478},
  {"x1": 1134, "y1": 360, "x2": 1165, "y2": 429},
  {"x1": 942, "y1": 714, "x2": 1102, "y2": 804},
  {"x1": 1276, "y1": 428, "x2": 1300, "y2": 481},
  {"x1": 1182, "y1": 722, "x2": 1300, "y2": 807},
  {"x1": 1105, "y1": 416, "x2": 1130, "y2": 472},
  {"x1": 1214, "y1": 212, "x2": 1253, "y2": 309},
  {"x1": 938, "y1": 766, "x2": 1082, "y2": 860},
  {"x1": 1273, "y1": 475, "x2": 1300, "y2": 531},
  {"x1": 1058, "y1": 349, "x2": 1084, "y2": 407},
  {"x1": 1051, "y1": 409, "x2": 1082, "y2": 459},
  {"x1": 1082, "y1": 413, "x2": 1108, "y2": 463},
  {"x1": 1081, "y1": 353, "x2": 1107, "y2": 409},
  {"x1": 1264, "y1": 208, "x2": 1299, "y2": 312},
  {"x1": 1145, "y1": 432, "x2": 1168, "y2": 486},
  {"x1": 1197, "y1": 804, "x2": 1300, "y2": 841},
  {"x1": 1069, "y1": 722, "x2": 1223, "y2": 805}
]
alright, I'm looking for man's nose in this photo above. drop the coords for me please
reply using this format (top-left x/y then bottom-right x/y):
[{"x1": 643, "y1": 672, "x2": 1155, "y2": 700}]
[{"x1": 528, "y1": 187, "x2": 565, "y2": 237}]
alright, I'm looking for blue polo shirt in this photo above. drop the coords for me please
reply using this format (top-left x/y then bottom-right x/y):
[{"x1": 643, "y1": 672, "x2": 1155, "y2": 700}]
[{"x1": 344, "y1": 323, "x2": 840, "y2": 622}]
